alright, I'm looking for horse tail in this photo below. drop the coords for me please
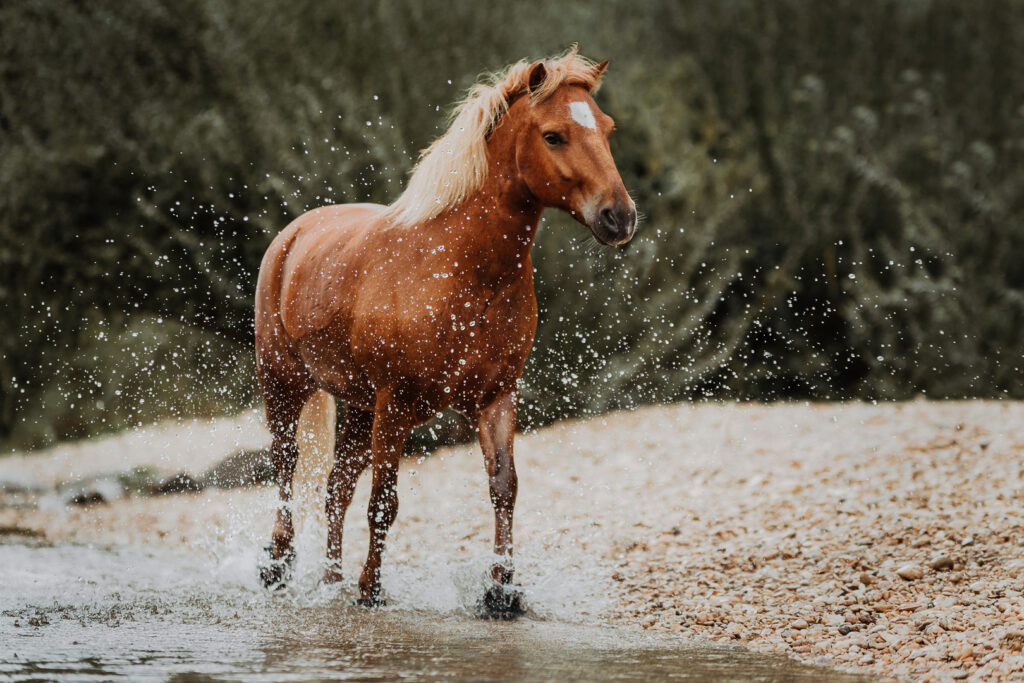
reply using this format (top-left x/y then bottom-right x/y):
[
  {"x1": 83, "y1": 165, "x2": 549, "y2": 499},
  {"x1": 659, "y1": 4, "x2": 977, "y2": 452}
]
[{"x1": 291, "y1": 390, "x2": 336, "y2": 554}]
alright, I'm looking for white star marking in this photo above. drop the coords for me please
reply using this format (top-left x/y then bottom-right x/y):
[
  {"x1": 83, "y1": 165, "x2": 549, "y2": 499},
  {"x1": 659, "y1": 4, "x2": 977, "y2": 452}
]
[{"x1": 570, "y1": 101, "x2": 597, "y2": 130}]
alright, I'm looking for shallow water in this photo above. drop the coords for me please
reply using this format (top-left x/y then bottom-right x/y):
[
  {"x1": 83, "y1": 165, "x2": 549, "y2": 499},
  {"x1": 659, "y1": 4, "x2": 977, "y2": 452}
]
[{"x1": 0, "y1": 541, "x2": 867, "y2": 682}]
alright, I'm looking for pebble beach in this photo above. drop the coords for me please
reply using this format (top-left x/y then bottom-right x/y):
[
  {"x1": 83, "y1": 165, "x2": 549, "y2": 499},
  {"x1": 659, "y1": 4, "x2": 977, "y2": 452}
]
[{"x1": 2, "y1": 399, "x2": 1023, "y2": 681}]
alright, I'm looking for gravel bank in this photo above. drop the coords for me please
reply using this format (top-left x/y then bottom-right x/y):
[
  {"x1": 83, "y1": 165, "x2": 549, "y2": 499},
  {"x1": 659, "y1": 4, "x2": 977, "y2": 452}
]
[{"x1": 2, "y1": 400, "x2": 1023, "y2": 680}]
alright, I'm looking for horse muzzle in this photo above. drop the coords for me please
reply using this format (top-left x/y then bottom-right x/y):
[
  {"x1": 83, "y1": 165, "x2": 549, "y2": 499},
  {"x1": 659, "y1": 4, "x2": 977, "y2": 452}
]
[{"x1": 590, "y1": 201, "x2": 637, "y2": 246}]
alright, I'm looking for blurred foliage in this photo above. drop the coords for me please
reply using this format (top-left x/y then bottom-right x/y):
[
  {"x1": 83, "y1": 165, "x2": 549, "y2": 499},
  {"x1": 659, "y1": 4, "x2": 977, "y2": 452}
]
[{"x1": 1, "y1": 0, "x2": 1023, "y2": 450}]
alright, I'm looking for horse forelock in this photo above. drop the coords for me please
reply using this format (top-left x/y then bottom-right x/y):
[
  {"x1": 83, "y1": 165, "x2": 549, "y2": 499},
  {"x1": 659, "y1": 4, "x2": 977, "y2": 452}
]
[{"x1": 385, "y1": 46, "x2": 606, "y2": 227}]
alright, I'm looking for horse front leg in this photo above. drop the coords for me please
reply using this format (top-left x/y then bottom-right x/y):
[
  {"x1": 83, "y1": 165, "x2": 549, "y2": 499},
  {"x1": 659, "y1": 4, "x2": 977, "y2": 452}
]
[
  {"x1": 476, "y1": 391, "x2": 526, "y2": 619},
  {"x1": 356, "y1": 391, "x2": 412, "y2": 606}
]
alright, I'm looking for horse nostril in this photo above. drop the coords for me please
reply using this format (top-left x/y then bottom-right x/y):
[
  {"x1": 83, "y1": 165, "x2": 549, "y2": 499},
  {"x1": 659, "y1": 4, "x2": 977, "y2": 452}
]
[{"x1": 599, "y1": 207, "x2": 618, "y2": 230}]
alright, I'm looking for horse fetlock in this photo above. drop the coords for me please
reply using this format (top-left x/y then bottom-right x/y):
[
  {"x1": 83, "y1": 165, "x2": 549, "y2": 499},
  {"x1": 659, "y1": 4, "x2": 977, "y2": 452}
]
[
  {"x1": 356, "y1": 576, "x2": 385, "y2": 607},
  {"x1": 258, "y1": 543, "x2": 295, "y2": 589},
  {"x1": 321, "y1": 560, "x2": 344, "y2": 584},
  {"x1": 491, "y1": 562, "x2": 514, "y2": 585},
  {"x1": 358, "y1": 566, "x2": 381, "y2": 597}
]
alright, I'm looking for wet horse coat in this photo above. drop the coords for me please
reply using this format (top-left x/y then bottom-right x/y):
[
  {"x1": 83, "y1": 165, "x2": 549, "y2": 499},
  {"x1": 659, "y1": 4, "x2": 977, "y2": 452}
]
[{"x1": 254, "y1": 49, "x2": 636, "y2": 614}]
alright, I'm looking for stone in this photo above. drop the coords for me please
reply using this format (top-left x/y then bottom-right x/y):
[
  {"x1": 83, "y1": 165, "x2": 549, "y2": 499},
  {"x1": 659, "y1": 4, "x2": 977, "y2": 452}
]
[
  {"x1": 952, "y1": 645, "x2": 974, "y2": 661},
  {"x1": 896, "y1": 564, "x2": 924, "y2": 580},
  {"x1": 199, "y1": 448, "x2": 275, "y2": 489},
  {"x1": 60, "y1": 477, "x2": 124, "y2": 506},
  {"x1": 1001, "y1": 632, "x2": 1024, "y2": 652},
  {"x1": 153, "y1": 473, "x2": 204, "y2": 495}
]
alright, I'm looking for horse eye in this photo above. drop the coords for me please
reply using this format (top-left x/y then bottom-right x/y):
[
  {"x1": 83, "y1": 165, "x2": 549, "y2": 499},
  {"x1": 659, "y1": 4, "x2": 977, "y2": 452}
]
[{"x1": 543, "y1": 131, "x2": 565, "y2": 146}]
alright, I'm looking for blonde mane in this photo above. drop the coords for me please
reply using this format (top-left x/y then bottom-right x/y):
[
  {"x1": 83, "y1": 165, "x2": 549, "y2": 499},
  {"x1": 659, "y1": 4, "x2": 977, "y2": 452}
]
[{"x1": 385, "y1": 47, "x2": 606, "y2": 226}]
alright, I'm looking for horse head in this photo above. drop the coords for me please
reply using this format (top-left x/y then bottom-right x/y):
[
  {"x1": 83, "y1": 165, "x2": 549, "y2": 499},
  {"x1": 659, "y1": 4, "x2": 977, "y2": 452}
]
[{"x1": 513, "y1": 60, "x2": 637, "y2": 246}]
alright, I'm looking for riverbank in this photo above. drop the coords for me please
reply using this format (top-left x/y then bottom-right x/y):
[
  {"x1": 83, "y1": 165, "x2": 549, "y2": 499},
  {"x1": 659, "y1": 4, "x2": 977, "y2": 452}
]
[{"x1": 2, "y1": 400, "x2": 1023, "y2": 680}]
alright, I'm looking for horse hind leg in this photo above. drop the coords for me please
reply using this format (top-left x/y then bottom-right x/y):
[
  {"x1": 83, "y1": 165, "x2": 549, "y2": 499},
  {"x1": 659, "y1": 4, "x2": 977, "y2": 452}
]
[
  {"x1": 357, "y1": 391, "x2": 414, "y2": 606},
  {"x1": 258, "y1": 379, "x2": 313, "y2": 589},
  {"x1": 323, "y1": 406, "x2": 374, "y2": 583}
]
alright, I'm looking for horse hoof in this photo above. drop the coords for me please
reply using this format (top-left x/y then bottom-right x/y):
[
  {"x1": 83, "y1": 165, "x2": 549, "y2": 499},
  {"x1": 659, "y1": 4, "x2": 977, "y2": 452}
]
[
  {"x1": 355, "y1": 596, "x2": 386, "y2": 608},
  {"x1": 476, "y1": 582, "x2": 527, "y2": 620},
  {"x1": 258, "y1": 544, "x2": 295, "y2": 590}
]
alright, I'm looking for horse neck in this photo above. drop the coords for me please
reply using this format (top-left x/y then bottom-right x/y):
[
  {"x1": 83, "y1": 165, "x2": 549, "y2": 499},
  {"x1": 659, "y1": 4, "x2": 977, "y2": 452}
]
[{"x1": 435, "y1": 120, "x2": 542, "y2": 282}]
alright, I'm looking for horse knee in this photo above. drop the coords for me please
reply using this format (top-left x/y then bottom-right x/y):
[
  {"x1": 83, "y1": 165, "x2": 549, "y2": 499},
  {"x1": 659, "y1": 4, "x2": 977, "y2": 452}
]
[{"x1": 368, "y1": 484, "x2": 399, "y2": 529}]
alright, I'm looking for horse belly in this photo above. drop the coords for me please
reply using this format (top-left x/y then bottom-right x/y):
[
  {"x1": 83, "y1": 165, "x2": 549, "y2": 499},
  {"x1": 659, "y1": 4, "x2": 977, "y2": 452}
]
[{"x1": 297, "y1": 319, "x2": 377, "y2": 410}]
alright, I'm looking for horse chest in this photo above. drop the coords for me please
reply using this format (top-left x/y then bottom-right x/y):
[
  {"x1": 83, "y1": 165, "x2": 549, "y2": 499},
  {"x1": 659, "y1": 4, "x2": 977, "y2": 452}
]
[
  {"x1": 349, "y1": 272, "x2": 533, "y2": 410},
  {"x1": 456, "y1": 277, "x2": 537, "y2": 387}
]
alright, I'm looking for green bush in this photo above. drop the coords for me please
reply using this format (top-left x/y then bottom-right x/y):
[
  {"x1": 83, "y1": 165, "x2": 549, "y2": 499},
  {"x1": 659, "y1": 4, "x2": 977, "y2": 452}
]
[{"x1": 2, "y1": 0, "x2": 1022, "y2": 449}]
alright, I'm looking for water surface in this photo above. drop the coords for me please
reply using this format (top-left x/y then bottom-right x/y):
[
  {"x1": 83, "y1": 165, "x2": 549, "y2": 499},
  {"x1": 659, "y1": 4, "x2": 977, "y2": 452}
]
[{"x1": 0, "y1": 541, "x2": 867, "y2": 682}]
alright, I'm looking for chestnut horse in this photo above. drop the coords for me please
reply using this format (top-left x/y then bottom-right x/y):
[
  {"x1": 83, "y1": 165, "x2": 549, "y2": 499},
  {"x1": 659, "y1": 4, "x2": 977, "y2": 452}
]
[{"x1": 254, "y1": 48, "x2": 636, "y2": 617}]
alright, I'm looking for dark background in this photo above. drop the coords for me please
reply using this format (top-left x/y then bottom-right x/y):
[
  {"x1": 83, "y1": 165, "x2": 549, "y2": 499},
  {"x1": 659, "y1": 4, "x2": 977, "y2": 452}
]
[{"x1": 2, "y1": 0, "x2": 1022, "y2": 451}]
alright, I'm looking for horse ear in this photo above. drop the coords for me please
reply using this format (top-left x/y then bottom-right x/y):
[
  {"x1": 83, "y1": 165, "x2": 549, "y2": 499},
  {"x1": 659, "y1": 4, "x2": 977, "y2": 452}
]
[
  {"x1": 527, "y1": 61, "x2": 547, "y2": 95},
  {"x1": 594, "y1": 60, "x2": 610, "y2": 79}
]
